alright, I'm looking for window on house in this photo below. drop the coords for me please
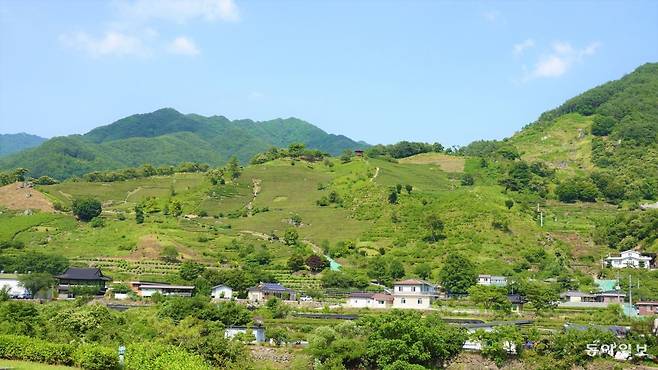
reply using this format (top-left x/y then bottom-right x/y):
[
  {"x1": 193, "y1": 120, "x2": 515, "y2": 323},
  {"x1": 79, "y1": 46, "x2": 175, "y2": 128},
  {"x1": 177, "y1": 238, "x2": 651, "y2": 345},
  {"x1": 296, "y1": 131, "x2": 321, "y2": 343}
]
[
  {"x1": 412, "y1": 286, "x2": 416, "y2": 292},
  {"x1": 401, "y1": 298, "x2": 406, "y2": 304},
  {"x1": 378, "y1": 300, "x2": 384, "y2": 304},
  {"x1": 418, "y1": 299, "x2": 422, "y2": 304},
  {"x1": 398, "y1": 286, "x2": 402, "y2": 291}
]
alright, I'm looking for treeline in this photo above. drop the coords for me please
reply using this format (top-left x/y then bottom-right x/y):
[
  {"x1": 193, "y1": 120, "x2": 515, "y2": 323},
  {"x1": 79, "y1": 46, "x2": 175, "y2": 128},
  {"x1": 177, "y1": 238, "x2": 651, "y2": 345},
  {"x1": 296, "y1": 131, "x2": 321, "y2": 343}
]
[
  {"x1": 82, "y1": 162, "x2": 210, "y2": 183},
  {"x1": 250, "y1": 143, "x2": 328, "y2": 164},
  {"x1": 366, "y1": 141, "x2": 445, "y2": 159}
]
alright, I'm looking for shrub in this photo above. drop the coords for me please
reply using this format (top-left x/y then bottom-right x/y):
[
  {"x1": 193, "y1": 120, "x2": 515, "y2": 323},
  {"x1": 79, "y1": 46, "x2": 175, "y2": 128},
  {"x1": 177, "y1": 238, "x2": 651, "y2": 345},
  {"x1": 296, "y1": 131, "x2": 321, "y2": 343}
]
[
  {"x1": 74, "y1": 344, "x2": 119, "y2": 370},
  {"x1": 0, "y1": 335, "x2": 75, "y2": 365},
  {"x1": 125, "y1": 343, "x2": 211, "y2": 370},
  {"x1": 89, "y1": 217, "x2": 105, "y2": 228}
]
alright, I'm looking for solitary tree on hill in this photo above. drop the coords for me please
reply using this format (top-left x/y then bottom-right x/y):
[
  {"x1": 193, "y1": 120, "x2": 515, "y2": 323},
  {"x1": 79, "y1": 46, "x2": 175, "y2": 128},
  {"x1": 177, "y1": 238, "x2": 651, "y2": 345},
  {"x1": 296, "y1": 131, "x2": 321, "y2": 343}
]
[
  {"x1": 71, "y1": 197, "x2": 102, "y2": 222},
  {"x1": 424, "y1": 214, "x2": 445, "y2": 242},
  {"x1": 283, "y1": 228, "x2": 299, "y2": 246}
]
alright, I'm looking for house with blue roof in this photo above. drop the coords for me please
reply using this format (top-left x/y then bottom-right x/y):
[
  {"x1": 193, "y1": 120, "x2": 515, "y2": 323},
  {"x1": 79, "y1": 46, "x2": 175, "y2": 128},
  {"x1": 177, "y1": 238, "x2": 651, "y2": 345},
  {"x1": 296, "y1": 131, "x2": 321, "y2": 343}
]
[{"x1": 247, "y1": 282, "x2": 296, "y2": 302}]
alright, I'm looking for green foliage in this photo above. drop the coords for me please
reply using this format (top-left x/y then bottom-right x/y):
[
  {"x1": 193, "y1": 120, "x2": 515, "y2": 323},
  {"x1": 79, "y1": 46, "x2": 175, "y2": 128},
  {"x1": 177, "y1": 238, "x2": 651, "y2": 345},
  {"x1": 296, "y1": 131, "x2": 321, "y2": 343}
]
[
  {"x1": 0, "y1": 133, "x2": 45, "y2": 157},
  {"x1": 32, "y1": 176, "x2": 59, "y2": 185},
  {"x1": 287, "y1": 254, "x2": 306, "y2": 272},
  {"x1": 413, "y1": 263, "x2": 432, "y2": 280},
  {"x1": 265, "y1": 297, "x2": 290, "y2": 319},
  {"x1": 424, "y1": 214, "x2": 445, "y2": 242},
  {"x1": 366, "y1": 141, "x2": 444, "y2": 159},
  {"x1": 460, "y1": 173, "x2": 474, "y2": 186},
  {"x1": 591, "y1": 115, "x2": 616, "y2": 136},
  {"x1": 89, "y1": 217, "x2": 104, "y2": 228},
  {"x1": 74, "y1": 344, "x2": 119, "y2": 370},
  {"x1": 468, "y1": 285, "x2": 511, "y2": 314},
  {"x1": 0, "y1": 334, "x2": 75, "y2": 366},
  {"x1": 71, "y1": 198, "x2": 102, "y2": 222},
  {"x1": 593, "y1": 209, "x2": 658, "y2": 249},
  {"x1": 0, "y1": 251, "x2": 68, "y2": 274},
  {"x1": 523, "y1": 281, "x2": 559, "y2": 314},
  {"x1": 439, "y1": 253, "x2": 476, "y2": 294},
  {"x1": 283, "y1": 228, "x2": 299, "y2": 246},
  {"x1": 179, "y1": 261, "x2": 206, "y2": 281},
  {"x1": 18, "y1": 273, "x2": 55, "y2": 297},
  {"x1": 0, "y1": 301, "x2": 39, "y2": 336},
  {"x1": 473, "y1": 326, "x2": 524, "y2": 367},
  {"x1": 362, "y1": 311, "x2": 467, "y2": 369},
  {"x1": 388, "y1": 260, "x2": 405, "y2": 280},
  {"x1": 555, "y1": 177, "x2": 598, "y2": 203},
  {"x1": 160, "y1": 245, "x2": 178, "y2": 263},
  {"x1": 134, "y1": 204, "x2": 145, "y2": 224},
  {"x1": 320, "y1": 270, "x2": 368, "y2": 289}
]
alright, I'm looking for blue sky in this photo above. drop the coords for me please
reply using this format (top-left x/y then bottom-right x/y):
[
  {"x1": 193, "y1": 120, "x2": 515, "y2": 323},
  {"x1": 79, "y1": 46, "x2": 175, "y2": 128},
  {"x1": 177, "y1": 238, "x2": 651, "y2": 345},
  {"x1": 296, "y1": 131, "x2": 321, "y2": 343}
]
[{"x1": 0, "y1": 0, "x2": 657, "y2": 146}]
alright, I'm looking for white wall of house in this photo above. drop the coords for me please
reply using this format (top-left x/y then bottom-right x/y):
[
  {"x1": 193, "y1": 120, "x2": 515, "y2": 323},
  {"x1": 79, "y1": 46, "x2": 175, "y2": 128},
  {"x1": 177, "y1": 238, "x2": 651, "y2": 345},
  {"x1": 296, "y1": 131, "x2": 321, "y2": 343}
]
[
  {"x1": 392, "y1": 296, "x2": 432, "y2": 310},
  {"x1": 348, "y1": 297, "x2": 371, "y2": 308},
  {"x1": 606, "y1": 251, "x2": 652, "y2": 269},
  {"x1": 211, "y1": 286, "x2": 233, "y2": 300},
  {"x1": 248, "y1": 291, "x2": 263, "y2": 302},
  {"x1": 0, "y1": 278, "x2": 28, "y2": 296}
]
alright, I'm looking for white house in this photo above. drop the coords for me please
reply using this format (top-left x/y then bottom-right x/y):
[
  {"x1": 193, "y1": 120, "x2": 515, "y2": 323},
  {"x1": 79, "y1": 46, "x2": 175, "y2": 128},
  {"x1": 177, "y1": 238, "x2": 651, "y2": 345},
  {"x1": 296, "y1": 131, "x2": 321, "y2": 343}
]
[
  {"x1": 605, "y1": 250, "x2": 652, "y2": 269},
  {"x1": 211, "y1": 284, "x2": 233, "y2": 300},
  {"x1": 347, "y1": 292, "x2": 393, "y2": 309},
  {"x1": 392, "y1": 279, "x2": 439, "y2": 310},
  {"x1": 130, "y1": 281, "x2": 194, "y2": 297},
  {"x1": 477, "y1": 275, "x2": 508, "y2": 287},
  {"x1": 247, "y1": 282, "x2": 296, "y2": 302},
  {"x1": 0, "y1": 273, "x2": 29, "y2": 298}
]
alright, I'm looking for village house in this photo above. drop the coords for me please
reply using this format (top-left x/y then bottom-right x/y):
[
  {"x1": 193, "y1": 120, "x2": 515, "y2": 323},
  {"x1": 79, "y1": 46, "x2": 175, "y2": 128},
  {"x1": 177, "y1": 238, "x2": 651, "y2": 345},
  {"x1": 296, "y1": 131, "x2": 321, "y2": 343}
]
[
  {"x1": 0, "y1": 272, "x2": 29, "y2": 298},
  {"x1": 392, "y1": 279, "x2": 439, "y2": 310},
  {"x1": 346, "y1": 292, "x2": 394, "y2": 309},
  {"x1": 56, "y1": 267, "x2": 110, "y2": 298},
  {"x1": 636, "y1": 302, "x2": 658, "y2": 316},
  {"x1": 354, "y1": 150, "x2": 364, "y2": 157},
  {"x1": 605, "y1": 250, "x2": 653, "y2": 269},
  {"x1": 508, "y1": 294, "x2": 526, "y2": 313},
  {"x1": 247, "y1": 282, "x2": 296, "y2": 302},
  {"x1": 211, "y1": 284, "x2": 233, "y2": 300},
  {"x1": 130, "y1": 281, "x2": 194, "y2": 297},
  {"x1": 559, "y1": 290, "x2": 626, "y2": 308},
  {"x1": 477, "y1": 274, "x2": 508, "y2": 287}
]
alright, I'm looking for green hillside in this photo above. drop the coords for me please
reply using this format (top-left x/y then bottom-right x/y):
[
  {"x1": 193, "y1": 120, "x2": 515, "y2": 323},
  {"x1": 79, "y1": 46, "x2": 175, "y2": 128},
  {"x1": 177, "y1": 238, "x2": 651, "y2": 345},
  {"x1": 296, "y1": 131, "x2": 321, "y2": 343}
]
[
  {"x1": 0, "y1": 108, "x2": 368, "y2": 179},
  {"x1": 0, "y1": 133, "x2": 46, "y2": 157},
  {"x1": 511, "y1": 63, "x2": 658, "y2": 182}
]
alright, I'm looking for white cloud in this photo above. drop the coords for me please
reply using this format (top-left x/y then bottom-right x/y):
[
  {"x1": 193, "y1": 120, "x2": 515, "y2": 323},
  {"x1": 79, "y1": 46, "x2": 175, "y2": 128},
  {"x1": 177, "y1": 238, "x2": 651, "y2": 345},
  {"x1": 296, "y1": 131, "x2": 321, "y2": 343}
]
[
  {"x1": 513, "y1": 39, "x2": 535, "y2": 56},
  {"x1": 167, "y1": 36, "x2": 200, "y2": 55},
  {"x1": 482, "y1": 10, "x2": 501, "y2": 23},
  {"x1": 116, "y1": 0, "x2": 239, "y2": 23},
  {"x1": 523, "y1": 41, "x2": 601, "y2": 81},
  {"x1": 59, "y1": 31, "x2": 150, "y2": 57}
]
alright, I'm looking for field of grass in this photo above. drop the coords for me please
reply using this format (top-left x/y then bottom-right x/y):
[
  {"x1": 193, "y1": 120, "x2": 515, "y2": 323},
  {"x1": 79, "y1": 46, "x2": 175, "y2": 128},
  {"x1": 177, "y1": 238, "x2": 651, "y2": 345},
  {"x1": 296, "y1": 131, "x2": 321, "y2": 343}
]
[{"x1": 398, "y1": 152, "x2": 466, "y2": 173}]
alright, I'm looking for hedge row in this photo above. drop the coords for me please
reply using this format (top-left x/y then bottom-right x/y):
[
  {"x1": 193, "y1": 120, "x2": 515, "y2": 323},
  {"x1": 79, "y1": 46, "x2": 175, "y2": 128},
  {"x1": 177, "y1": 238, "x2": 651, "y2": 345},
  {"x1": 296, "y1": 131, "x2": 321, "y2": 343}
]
[{"x1": 0, "y1": 335, "x2": 209, "y2": 370}]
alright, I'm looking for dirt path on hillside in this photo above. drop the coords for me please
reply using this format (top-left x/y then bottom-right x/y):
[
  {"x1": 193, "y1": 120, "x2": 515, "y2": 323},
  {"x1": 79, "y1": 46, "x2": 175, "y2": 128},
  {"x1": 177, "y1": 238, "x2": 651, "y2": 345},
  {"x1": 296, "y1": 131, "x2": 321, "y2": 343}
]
[
  {"x1": 0, "y1": 182, "x2": 54, "y2": 212},
  {"x1": 124, "y1": 186, "x2": 143, "y2": 203},
  {"x1": 240, "y1": 230, "x2": 271, "y2": 240},
  {"x1": 245, "y1": 178, "x2": 262, "y2": 215},
  {"x1": 370, "y1": 167, "x2": 380, "y2": 182}
]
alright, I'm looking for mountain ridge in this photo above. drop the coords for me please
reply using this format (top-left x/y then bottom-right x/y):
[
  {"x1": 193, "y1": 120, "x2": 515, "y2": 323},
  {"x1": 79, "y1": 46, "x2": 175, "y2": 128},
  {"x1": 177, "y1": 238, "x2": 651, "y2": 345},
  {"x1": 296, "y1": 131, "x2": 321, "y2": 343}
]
[
  {"x1": 0, "y1": 133, "x2": 47, "y2": 157},
  {"x1": 0, "y1": 109, "x2": 369, "y2": 179}
]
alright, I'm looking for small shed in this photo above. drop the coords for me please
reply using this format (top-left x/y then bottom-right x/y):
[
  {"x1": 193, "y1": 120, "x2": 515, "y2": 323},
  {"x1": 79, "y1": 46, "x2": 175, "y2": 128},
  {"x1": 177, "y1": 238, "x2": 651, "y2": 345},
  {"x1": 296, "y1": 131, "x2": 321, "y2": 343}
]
[{"x1": 211, "y1": 284, "x2": 233, "y2": 300}]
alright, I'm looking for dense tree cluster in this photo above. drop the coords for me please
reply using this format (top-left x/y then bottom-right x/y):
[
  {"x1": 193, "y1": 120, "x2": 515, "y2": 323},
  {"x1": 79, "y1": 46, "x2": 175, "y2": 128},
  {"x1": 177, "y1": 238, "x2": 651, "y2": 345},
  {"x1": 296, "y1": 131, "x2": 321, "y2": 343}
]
[
  {"x1": 250, "y1": 143, "x2": 328, "y2": 164},
  {"x1": 366, "y1": 141, "x2": 444, "y2": 159},
  {"x1": 594, "y1": 209, "x2": 658, "y2": 250},
  {"x1": 82, "y1": 162, "x2": 209, "y2": 183}
]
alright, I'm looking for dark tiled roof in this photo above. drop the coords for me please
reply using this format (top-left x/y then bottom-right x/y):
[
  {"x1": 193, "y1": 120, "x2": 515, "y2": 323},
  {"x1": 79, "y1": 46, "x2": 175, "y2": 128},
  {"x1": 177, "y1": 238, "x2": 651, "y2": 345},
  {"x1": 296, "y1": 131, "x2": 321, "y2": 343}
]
[
  {"x1": 248, "y1": 282, "x2": 291, "y2": 292},
  {"x1": 56, "y1": 268, "x2": 110, "y2": 281}
]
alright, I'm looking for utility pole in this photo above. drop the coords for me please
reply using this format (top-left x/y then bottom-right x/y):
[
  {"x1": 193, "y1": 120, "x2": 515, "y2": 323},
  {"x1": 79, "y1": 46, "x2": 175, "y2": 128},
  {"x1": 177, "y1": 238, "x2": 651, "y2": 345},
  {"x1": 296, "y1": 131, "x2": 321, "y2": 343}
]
[{"x1": 629, "y1": 274, "x2": 632, "y2": 312}]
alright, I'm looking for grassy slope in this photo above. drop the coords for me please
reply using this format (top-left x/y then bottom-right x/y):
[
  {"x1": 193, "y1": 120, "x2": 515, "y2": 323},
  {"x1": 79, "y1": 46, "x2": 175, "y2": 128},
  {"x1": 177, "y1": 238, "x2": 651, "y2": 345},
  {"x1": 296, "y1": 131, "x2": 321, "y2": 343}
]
[
  {"x1": 511, "y1": 113, "x2": 593, "y2": 175},
  {"x1": 0, "y1": 155, "x2": 626, "y2": 283}
]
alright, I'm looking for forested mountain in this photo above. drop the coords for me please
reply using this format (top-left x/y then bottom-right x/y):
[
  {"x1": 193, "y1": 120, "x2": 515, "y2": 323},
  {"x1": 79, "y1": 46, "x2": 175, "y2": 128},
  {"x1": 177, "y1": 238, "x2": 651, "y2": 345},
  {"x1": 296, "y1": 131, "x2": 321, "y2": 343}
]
[
  {"x1": 0, "y1": 133, "x2": 46, "y2": 157},
  {"x1": 0, "y1": 108, "x2": 368, "y2": 179}
]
